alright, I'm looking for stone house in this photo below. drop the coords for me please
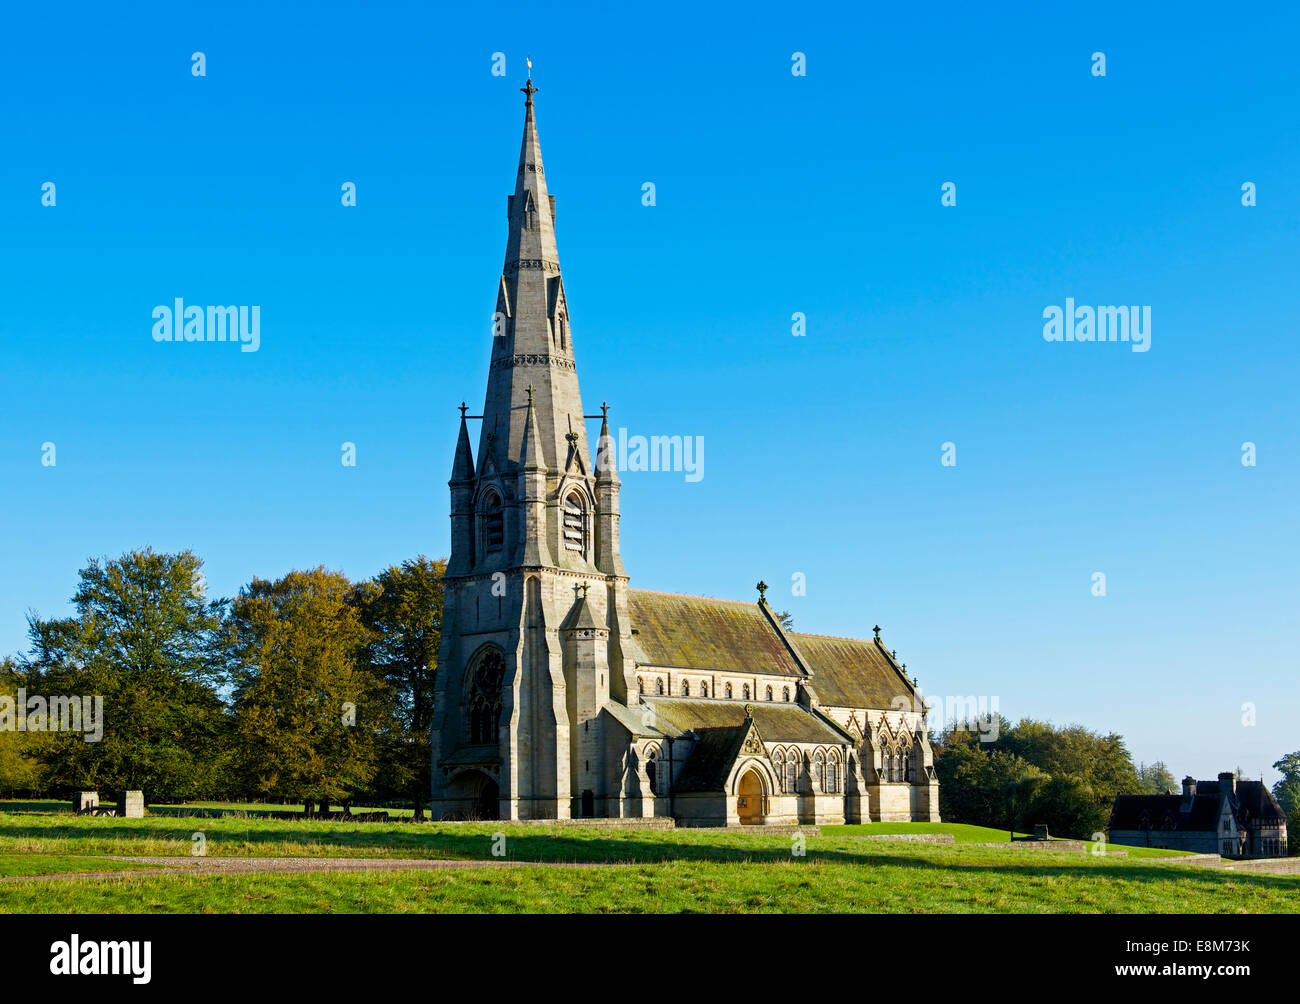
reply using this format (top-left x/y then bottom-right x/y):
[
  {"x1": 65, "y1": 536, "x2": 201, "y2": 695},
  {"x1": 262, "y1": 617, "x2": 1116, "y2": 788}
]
[{"x1": 1108, "y1": 772, "x2": 1289, "y2": 858}]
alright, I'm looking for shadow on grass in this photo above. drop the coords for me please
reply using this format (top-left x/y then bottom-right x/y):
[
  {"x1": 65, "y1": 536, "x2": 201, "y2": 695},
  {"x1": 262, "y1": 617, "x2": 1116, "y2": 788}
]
[{"x1": 0, "y1": 817, "x2": 1296, "y2": 894}]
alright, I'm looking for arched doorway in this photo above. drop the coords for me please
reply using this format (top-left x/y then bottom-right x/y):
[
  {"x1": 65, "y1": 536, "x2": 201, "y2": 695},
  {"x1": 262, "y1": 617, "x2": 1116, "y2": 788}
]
[
  {"x1": 444, "y1": 769, "x2": 500, "y2": 821},
  {"x1": 476, "y1": 778, "x2": 500, "y2": 821},
  {"x1": 737, "y1": 768, "x2": 765, "y2": 825}
]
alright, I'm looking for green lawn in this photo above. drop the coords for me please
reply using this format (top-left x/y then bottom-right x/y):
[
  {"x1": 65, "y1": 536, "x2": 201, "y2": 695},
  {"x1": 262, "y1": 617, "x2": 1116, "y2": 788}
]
[
  {"x1": 0, "y1": 806, "x2": 1288, "y2": 913},
  {"x1": 0, "y1": 857, "x2": 1295, "y2": 914},
  {"x1": 0, "y1": 853, "x2": 154, "y2": 878}
]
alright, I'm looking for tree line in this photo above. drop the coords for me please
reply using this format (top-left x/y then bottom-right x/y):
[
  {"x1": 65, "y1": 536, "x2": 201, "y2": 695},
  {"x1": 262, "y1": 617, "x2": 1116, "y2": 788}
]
[
  {"x1": 0, "y1": 548, "x2": 444, "y2": 817},
  {"x1": 932, "y1": 716, "x2": 1299, "y2": 849}
]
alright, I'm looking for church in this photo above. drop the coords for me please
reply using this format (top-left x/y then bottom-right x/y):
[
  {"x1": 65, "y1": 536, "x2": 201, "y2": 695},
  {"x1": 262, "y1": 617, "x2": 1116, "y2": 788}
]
[{"x1": 428, "y1": 79, "x2": 941, "y2": 826}]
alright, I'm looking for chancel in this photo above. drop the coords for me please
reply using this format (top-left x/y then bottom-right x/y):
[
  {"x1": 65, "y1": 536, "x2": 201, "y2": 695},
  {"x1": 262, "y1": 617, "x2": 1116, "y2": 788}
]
[{"x1": 428, "y1": 77, "x2": 941, "y2": 825}]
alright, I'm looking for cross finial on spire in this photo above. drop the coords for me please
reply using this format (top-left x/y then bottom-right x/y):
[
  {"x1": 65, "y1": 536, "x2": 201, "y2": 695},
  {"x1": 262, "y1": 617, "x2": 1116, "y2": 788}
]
[
  {"x1": 526, "y1": 384, "x2": 535, "y2": 404},
  {"x1": 600, "y1": 401, "x2": 609, "y2": 419},
  {"x1": 873, "y1": 625, "x2": 881, "y2": 640},
  {"x1": 756, "y1": 580, "x2": 768, "y2": 602},
  {"x1": 458, "y1": 402, "x2": 468, "y2": 419},
  {"x1": 521, "y1": 74, "x2": 538, "y2": 105}
]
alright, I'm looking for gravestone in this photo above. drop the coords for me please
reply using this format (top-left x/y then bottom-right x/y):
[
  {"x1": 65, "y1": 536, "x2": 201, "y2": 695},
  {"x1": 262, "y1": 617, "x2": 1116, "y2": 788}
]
[
  {"x1": 1033, "y1": 823, "x2": 1051, "y2": 841},
  {"x1": 73, "y1": 791, "x2": 99, "y2": 814}
]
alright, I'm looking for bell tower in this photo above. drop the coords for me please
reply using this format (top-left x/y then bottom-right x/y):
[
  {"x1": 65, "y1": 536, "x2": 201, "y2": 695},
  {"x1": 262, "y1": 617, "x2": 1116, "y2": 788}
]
[{"x1": 430, "y1": 76, "x2": 638, "y2": 820}]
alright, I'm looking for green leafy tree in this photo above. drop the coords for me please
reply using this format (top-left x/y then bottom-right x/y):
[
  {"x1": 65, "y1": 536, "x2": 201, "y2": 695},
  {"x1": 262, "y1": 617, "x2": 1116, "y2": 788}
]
[
  {"x1": 226, "y1": 567, "x2": 380, "y2": 811},
  {"x1": 934, "y1": 716, "x2": 1142, "y2": 838},
  {"x1": 1136, "y1": 760, "x2": 1178, "y2": 794},
  {"x1": 1272, "y1": 752, "x2": 1300, "y2": 854},
  {"x1": 354, "y1": 556, "x2": 445, "y2": 819},
  {"x1": 989, "y1": 751, "x2": 1047, "y2": 837},
  {"x1": 0, "y1": 656, "x2": 43, "y2": 795},
  {"x1": 1272, "y1": 752, "x2": 1300, "y2": 815},
  {"x1": 19, "y1": 549, "x2": 230, "y2": 800}
]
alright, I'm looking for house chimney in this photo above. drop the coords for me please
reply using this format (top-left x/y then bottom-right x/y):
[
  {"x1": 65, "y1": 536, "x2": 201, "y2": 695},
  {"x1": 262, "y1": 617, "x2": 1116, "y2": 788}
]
[
  {"x1": 1218, "y1": 771, "x2": 1236, "y2": 796},
  {"x1": 1181, "y1": 776, "x2": 1195, "y2": 797}
]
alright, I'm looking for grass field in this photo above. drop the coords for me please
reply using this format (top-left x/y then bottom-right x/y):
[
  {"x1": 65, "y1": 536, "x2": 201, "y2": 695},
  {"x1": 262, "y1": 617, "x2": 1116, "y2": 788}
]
[{"x1": 0, "y1": 801, "x2": 1294, "y2": 913}]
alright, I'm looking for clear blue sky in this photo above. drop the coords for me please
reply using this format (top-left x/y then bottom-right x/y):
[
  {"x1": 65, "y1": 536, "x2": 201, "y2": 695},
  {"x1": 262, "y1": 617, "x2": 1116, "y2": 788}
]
[{"x1": 1, "y1": 2, "x2": 1296, "y2": 786}]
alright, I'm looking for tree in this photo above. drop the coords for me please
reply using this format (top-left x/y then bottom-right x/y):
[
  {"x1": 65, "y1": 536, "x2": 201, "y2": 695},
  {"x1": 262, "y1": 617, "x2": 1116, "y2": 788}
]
[
  {"x1": 989, "y1": 751, "x2": 1047, "y2": 838},
  {"x1": 19, "y1": 548, "x2": 230, "y2": 800},
  {"x1": 1136, "y1": 760, "x2": 1178, "y2": 795},
  {"x1": 1272, "y1": 752, "x2": 1300, "y2": 821},
  {"x1": 226, "y1": 567, "x2": 380, "y2": 811},
  {"x1": 774, "y1": 610, "x2": 794, "y2": 631},
  {"x1": 354, "y1": 556, "x2": 445, "y2": 819},
  {"x1": 0, "y1": 657, "x2": 42, "y2": 796},
  {"x1": 933, "y1": 717, "x2": 1142, "y2": 838}
]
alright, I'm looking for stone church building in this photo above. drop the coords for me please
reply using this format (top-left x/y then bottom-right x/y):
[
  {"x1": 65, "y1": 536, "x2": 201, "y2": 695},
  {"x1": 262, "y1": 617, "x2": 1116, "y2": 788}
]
[{"x1": 428, "y1": 79, "x2": 941, "y2": 825}]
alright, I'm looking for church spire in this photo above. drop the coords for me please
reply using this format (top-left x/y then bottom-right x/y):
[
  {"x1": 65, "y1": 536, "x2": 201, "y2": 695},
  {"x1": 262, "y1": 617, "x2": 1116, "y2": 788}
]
[{"x1": 478, "y1": 74, "x2": 590, "y2": 479}]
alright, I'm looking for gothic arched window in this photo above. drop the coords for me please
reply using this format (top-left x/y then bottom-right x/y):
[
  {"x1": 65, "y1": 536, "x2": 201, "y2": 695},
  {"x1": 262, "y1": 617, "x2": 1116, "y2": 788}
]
[
  {"x1": 827, "y1": 752, "x2": 840, "y2": 794},
  {"x1": 814, "y1": 751, "x2": 825, "y2": 791},
  {"x1": 481, "y1": 490, "x2": 504, "y2": 554},
  {"x1": 725, "y1": 683, "x2": 733, "y2": 699},
  {"x1": 465, "y1": 648, "x2": 505, "y2": 745},
  {"x1": 783, "y1": 687, "x2": 790, "y2": 702},
  {"x1": 681, "y1": 681, "x2": 690, "y2": 697},
  {"x1": 786, "y1": 755, "x2": 798, "y2": 794},
  {"x1": 656, "y1": 678, "x2": 664, "y2": 696},
  {"x1": 772, "y1": 749, "x2": 785, "y2": 789},
  {"x1": 563, "y1": 491, "x2": 586, "y2": 556},
  {"x1": 765, "y1": 686, "x2": 773, "y2": 701},
  {"x1": 700, "y1": 682, "x2": 708, "y2": 698},
  {"x1": 646, "y1": 749, "x2": 658, "y2": 796},
  {"x1": 742, "y1": 684, "x2": 751, "y2": 701}
]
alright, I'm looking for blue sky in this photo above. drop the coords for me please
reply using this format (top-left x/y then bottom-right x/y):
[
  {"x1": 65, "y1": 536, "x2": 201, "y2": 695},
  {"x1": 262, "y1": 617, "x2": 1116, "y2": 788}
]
[{"x1": 1, "y1": 2, "x2": 1296, "y2": 785}]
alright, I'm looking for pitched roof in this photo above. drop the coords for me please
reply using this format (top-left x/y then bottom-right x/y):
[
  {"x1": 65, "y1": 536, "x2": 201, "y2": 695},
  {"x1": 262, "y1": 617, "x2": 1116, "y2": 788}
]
[
  {"x1": 671, "y1": 725, "x2": 748, "y2": 792},
  {"x1": 641, "y1": 697, "x2": 847, "y2": 746},
  {"x1": 789, "y1": 632, "x2": 915, "y2": 709},
  {"x1": 1231, "y1": 780, "x2": 1288, "y2": 821},
  {"x1": 1109, "y1": 793, "x2": 1220, "y2": 831},
  {"x1": 627, "y1": 590, "x2": 804, "y2": 677}
]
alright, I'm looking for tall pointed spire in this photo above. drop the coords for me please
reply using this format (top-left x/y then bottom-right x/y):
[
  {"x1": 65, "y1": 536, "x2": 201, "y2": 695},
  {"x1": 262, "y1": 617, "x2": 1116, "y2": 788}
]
[{"x1": 478, "y1": 75, "x2": 590, "y2": 479}]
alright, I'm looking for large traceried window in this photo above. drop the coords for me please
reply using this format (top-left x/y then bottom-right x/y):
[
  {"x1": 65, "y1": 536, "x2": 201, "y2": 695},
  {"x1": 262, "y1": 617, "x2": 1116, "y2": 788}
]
[
  {"x1": 481, "y1": 490, "x2": 504, "y2": 554},
  {"x1": 772, "y1": 749, "x2": 785, "y2": 790},
  {"x1": 827, "y1": 752, "x2": 841, "y2": 794},
  {"x1": 813, "y1": 750, "x2": 826, "y2": 792},
  {"x1": 465, "y1": 648, "x2": 505, "y2": 745},
  {"x1": 785, "y1": 755, "x2": 798, "y2": 794},
  {"x1": 563, "y1": 491, "x2": 586, "y2": 555}
]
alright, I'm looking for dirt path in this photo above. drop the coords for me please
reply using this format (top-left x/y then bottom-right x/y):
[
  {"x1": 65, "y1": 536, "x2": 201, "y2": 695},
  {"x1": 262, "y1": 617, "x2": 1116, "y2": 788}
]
[{"x1": 0, "y1": 856, "x2": 611, "y2": 883}]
